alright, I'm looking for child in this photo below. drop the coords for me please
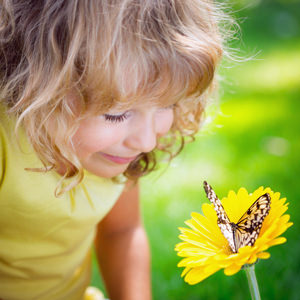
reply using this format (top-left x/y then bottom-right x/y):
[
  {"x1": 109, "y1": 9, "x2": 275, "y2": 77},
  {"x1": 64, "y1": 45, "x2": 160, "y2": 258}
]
[{"x1": 0, "y1": 0, "x2": 228, "y2": 299}]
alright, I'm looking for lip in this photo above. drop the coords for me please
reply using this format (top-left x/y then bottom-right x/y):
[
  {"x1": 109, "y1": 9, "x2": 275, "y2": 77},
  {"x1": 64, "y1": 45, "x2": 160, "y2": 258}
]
[{"x1": 100, "y1": 153, "x2": 138, "y2": 164}]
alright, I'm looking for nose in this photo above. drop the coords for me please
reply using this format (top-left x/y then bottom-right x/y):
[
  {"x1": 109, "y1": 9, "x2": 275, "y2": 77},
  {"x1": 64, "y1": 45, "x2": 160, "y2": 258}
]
[{"x1": 125, "y1": 114, "x2": 157, "y2": 153}]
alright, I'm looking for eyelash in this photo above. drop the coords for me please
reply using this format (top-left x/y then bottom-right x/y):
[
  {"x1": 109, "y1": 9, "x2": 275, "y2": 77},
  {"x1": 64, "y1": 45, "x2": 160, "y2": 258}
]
[
  {"x1": 103, "y1": 112, "x2": 130, "y2": 123},
  {"x1": 103, "y1": 105, "x2": 175, "y2": 123}
]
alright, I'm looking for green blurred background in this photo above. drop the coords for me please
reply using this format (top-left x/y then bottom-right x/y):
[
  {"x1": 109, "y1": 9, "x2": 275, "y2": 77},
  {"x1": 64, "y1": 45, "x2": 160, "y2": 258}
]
[{"x1": 92, "y1": 0, "x2": 300, "y2": 299}]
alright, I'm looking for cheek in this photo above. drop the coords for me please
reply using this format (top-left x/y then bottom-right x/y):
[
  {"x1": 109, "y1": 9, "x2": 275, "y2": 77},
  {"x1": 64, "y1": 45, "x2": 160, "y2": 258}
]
[
  {"x1": 72, "y1": 119, "x2": 124, "y2": 155},
  {"x1": 156, "y1": 110, "x2": 174, "y2": 136}
]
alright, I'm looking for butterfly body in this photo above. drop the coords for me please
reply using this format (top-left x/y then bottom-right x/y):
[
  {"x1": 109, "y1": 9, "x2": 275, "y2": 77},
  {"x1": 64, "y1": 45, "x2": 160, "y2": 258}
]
[{"x1": 203, "y1": 181, "x2": 271, "y2": 253}]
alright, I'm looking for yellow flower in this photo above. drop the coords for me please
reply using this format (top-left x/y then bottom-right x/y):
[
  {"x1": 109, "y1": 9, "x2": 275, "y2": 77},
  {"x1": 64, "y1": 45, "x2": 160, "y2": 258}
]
[{"x1": 175, "y1": 186, "x2": 293, "y2": 285}]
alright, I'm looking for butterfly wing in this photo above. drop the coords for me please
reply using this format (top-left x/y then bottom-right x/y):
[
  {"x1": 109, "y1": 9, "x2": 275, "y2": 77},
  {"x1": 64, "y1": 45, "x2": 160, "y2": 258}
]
[
  {"x1": 203, "y1": 181, "x2": 236, "y2": 253},
  {"x1": 234, "y1": 193, "x2": 271, "y2": 249}
]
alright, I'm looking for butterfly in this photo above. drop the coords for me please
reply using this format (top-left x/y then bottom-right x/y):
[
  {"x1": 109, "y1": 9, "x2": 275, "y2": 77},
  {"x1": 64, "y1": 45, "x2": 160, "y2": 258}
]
[{"x1": 203, "y1": 181, "x2": 271, "y2": 253}]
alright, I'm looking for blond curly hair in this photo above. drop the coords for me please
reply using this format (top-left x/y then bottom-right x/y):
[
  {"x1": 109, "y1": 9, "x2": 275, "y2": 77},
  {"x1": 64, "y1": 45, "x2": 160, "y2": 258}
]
[{"x1": 0, "y1": 0, "x2": 233, "y2": 194}]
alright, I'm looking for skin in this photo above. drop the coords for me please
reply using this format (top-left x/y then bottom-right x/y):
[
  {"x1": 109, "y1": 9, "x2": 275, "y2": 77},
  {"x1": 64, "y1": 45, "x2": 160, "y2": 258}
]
[
  {"x1": 71, "y1": 100, "x2": 174, "y2": 299},
  {"x1": 71, "y1": 103, "x2": 174, "y2": 178},
  {"x1": 95, "y1": 180, "x2": 151, "y2": 300}
]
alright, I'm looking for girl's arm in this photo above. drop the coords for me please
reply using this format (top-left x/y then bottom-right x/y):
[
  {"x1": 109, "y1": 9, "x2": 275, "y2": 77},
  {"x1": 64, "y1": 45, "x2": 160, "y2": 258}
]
[{"x1": 95, "y1": 180, "x2": 151, "y2": 300}]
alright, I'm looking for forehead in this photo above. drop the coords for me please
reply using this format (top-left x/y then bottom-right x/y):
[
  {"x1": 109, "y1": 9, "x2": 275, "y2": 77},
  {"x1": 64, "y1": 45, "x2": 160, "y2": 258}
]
[
  {"x1": 84, "y1": 78, "x2": 185, "y2": 114},
  {"x1": 106, "y1": 96, "x2": 177, "y2": 113},
  {"x1": 127, "y1": 90, "x2": 179, "y2": 106}
]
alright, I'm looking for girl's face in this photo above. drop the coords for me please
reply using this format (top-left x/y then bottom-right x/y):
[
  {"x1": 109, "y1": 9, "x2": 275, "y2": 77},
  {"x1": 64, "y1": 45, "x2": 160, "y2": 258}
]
[{"x1": 71, "y1": 101, "x2": 174, "y2": 178}]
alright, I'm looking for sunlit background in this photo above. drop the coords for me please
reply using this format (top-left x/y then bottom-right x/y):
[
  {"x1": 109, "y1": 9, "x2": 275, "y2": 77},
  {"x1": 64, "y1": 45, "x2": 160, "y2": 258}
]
[{"x1": 92, "y1": 0, "x2": 300, "y2": 299}]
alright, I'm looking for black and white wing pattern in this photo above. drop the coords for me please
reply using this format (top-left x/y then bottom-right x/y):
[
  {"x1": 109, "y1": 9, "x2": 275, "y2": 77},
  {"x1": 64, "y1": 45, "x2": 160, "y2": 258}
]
[
  {"x1": 203, "y1": 181, "x2": 236, "y2": 252},
  {"x1": 233, "y1": 193, "x2": 271, "y2": 250},
  {"x1": 203, "y1": 181, "x2": 271, "y2": 253}
]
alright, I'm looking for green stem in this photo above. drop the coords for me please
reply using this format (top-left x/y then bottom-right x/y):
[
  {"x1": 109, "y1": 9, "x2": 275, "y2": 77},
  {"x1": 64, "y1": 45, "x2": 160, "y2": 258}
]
[{"x1": 244, "y1": 264, "x2": 261, "y2": 300}]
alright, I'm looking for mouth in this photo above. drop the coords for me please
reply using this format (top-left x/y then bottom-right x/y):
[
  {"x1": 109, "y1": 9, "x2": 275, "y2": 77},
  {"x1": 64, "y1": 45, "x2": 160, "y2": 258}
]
[{"x1": 99, "y1": 153, "x2": 139, "y2": 165}]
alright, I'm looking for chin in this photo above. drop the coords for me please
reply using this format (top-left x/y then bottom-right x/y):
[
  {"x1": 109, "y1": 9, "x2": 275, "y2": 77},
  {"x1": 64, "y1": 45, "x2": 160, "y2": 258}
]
[{"x1": 85, "y1": 165, "x2": 128, "y2": 179}]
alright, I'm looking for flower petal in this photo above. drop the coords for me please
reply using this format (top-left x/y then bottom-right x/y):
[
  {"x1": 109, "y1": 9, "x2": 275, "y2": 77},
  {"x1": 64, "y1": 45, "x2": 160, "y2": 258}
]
[
  {"x1": 247, "y1": 254, "x2": 258, "y2": 264},
  {"x1": 224, "y1": 263, "x2": 242, "y2": 276},
  {"x1": 266, "y1": 237, "x2": 287, "y2": 247},
  {"x1": 257, "y1": 252, "x2": 271, "y2": 259},
  {"x1": 185, "y1": 265, "x2": 222, "y2": 284}
]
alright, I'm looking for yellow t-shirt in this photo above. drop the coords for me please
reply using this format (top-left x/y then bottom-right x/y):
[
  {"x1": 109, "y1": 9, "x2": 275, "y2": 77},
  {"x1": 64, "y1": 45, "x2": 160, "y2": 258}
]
[{"x1": 0, "y1": 105, "x2": 125, "y2": 300}]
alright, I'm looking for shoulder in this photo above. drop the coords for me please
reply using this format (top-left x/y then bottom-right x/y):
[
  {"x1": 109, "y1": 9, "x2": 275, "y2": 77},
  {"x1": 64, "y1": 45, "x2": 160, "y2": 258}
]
[
  {"x1": 96, "y1": 180, "x2": 141, "y2": 234},
  {"x1": 0, "y1": 102, "x2": 16, "y2": 148},
  {"x1": 0, "y1": 103, "x2": 41, "y2": 188},
  {"x1": 0, "y1": 103, "x2": 10, "y2": 184}
]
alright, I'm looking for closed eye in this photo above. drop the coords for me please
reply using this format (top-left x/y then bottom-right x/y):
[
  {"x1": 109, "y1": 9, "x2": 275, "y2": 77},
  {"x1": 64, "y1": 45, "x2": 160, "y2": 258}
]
[{"x1": 103, "y1": 111, "x2": 130, "y2": 123}]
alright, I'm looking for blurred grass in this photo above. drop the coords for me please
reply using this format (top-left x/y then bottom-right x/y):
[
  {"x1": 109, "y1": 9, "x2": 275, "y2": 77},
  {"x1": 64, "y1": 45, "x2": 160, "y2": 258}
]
[{"x1": 92, "y1": 1, "x2": 300, "y2": 299}]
